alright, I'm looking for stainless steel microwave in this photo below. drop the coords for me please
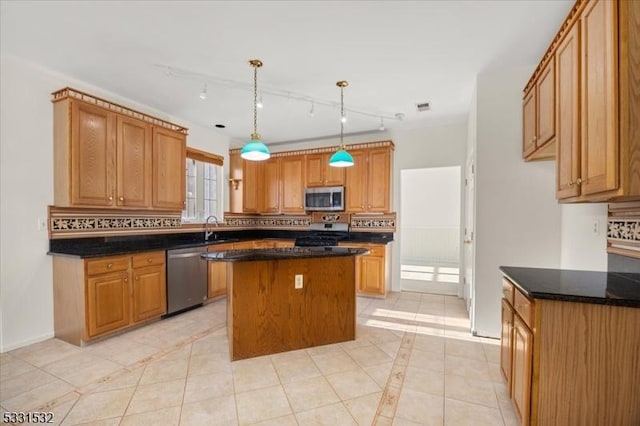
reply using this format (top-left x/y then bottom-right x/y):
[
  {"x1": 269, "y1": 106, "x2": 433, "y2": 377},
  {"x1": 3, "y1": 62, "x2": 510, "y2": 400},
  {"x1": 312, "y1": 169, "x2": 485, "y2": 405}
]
[{"x1": 304, "y1": 186, "x2": 345, "y2": 211}]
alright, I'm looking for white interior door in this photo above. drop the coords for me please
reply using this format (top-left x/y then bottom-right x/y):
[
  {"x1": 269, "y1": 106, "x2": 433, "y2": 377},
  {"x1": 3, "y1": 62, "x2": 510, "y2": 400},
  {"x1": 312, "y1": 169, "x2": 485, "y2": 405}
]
[{"x1": 463, "y1": 158, "x2": 476, "y2": 323}]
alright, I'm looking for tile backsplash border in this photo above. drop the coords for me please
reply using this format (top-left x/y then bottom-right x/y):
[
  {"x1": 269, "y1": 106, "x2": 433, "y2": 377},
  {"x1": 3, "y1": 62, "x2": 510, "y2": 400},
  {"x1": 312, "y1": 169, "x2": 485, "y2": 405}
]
[{"x1": 607, "y1": 202, "x2": 640, "y2": 259}]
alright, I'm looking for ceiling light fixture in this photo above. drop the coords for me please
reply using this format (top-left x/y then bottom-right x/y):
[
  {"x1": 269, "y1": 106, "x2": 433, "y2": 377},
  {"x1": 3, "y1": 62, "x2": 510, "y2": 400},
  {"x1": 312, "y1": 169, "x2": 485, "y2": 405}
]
[
  {"x1": 199, "y1": 83, "x2": 207, "y2": 100},
  {"x1": 329, "y1": 81, "x2": 354, "y2": 168},
  {"x1": 379, "y1": 116, "x2": 385, "y2": 131},
  {"x1": 240, "y1": 59, "x2": 270, "y2": 161}
]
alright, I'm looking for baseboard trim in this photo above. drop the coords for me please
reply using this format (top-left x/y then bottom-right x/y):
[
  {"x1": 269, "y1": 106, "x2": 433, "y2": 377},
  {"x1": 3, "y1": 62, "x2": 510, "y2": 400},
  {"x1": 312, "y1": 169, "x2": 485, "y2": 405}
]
[{"x1": 1, "y1": 331, "x2": 54, "y2": 353}]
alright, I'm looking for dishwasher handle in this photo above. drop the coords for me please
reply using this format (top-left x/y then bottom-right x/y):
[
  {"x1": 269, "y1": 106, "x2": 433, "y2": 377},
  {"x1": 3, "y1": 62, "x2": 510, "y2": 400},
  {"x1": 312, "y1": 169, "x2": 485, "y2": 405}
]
[{"x1": 168, "y1": 252, "x2": 205, "y2": 259}]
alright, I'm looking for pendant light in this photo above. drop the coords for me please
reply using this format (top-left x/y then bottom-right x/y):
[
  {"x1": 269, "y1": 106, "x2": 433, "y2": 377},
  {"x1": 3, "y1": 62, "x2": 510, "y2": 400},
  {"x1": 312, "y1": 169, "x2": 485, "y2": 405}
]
[
  {"x1": 240, "y1": 59, "x2": 270, "y2": 161},
  {"x1": 329, "y1": 80, "x2": 354, "y2": 167}
]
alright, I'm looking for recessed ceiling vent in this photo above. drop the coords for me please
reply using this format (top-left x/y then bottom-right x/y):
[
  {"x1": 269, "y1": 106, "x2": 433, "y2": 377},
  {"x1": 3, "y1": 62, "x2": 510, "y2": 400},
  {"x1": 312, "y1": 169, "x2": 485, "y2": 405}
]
[{"x1": 416, "y1": 101, "x2": 431, "y2": 112}]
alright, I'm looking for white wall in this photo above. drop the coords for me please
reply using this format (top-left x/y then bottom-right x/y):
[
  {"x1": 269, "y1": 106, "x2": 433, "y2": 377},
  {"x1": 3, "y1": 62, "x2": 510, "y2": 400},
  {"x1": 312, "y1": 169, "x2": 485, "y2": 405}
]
[
  {"x1": 561, "y1": 203, "x2": 608, "y2": 270},
  {"x1": 472, "y1": 66, "x2": 562, "y2": 338},
  {"x1": 0, "y1": 54, "x2": 230, "y2": 352}
]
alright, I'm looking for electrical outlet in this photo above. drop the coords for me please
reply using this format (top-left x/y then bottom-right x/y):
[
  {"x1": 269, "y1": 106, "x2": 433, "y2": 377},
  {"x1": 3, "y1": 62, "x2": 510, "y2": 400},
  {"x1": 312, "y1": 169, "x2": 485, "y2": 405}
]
[
  {"x1": 592, "y1": 219, "x2": 600, "y2": 235},
  {"x1": 294, "y1": 274, "x2": 303, "y2": 289},
  {"x1": 37, "y1": 217, "x2": 47, "y2": 231}
]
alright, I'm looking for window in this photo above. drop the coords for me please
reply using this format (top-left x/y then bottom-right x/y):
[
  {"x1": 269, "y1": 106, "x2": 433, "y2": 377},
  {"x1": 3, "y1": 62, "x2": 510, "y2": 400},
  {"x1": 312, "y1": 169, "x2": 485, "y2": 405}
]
[{"x1": 182, "y1": 148, "x2": 223, "y2": 223}]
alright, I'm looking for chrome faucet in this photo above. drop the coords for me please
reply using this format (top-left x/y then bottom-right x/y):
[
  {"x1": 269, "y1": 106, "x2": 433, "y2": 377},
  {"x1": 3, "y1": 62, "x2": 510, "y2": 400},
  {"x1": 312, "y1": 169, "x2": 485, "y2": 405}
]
[{"x1": 204, "y1": 215, "x2": 219, "y2": 241}]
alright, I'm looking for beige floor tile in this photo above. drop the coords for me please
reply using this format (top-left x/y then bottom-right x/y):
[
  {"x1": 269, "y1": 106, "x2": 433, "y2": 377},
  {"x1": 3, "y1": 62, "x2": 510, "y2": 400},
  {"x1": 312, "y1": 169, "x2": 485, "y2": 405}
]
[
  {"x1": 295, "y1": 402, "x2": 357, "y2": 426},
  {"x1": 180, "y1": 394, "x2": 237, "y2": 426},
  {"x1": 232, "y1": 357, "x2": 280, "y2": 393},
  {"x1": 412, "y1": 334, "x2": 445, "y2": 354},
  {"x1": 62, "y1": 387, "x2": 134, "y2": 425},
  {"x1": 305, "y1": 342, "x2": 343, "y2": 356},
  {"x1": 392, "y1": 417, "x2": 426, "y2": 425},
  {"x1": 10, "y1": 339, "x2": 83, "y2": 367},
  {"x1": 235, "y1": 385, "x2": 292, "y2": 425},
  {"x1": 344, "y1": 391, "x2": 383, "y2": 425},
  {"x1": 41, "y1": 353, "x2": 122, "y2": 388},
  {"x1": 138, "y1": 356, "x2": 189, "y2": 386},
  {"x1": 407, "y1": 348, "x2": 445, "y2": 373},
  {"x1": 403, "y1": 366, "x2": 444, "y2": 396},
  {"x1": 190, "y1": 334, "x2": 229, "y2": 356},
  {"x1": 443, "y1": 398, "x2": 503, "y2": 426},
  {"x1": 0, "y1": 368, "x2": 59, "y2": 401},
  {"x1": 94, "y1": 367, "x2": 144, "y2": 393},
  {"x1": 363, "y1": 361, "x2": 393, "y2": 388},
  {"x1": 445, "y1": 373, "x2": 498, "y2": 408},
  {"x1": 159, "y1": 344, "x2": 192, "y2": 361},
  {"x1": 68, "y1": 418, "x2": 122, "y2": 426},
  {"x1": 498, "y1": 397, "x2": 520, "y2": 426},
  {"x1": 125, "y1": 379, "x2": 184, "y2": 416},
  {"x1": 482, "y1": 341, "x2": 501, "y2": 364},
  {"x1": 378, "y1": 385, "x2": 401, "y2": 418},
  {"x1": 188, "y1": 352, "x2": 232, "y2": 376},
  {"x1": 0, "y1": 357, "x2": 37, "y2": 380},
  {"x1": 282, "y1": 376, "x2": 340, "y2": 412},
  {"x1": 183, "y1": 371, "x2": 234, "y2": 404},
  {"x1": 271, "y1": 351, "x2": 322, "y2": 384},
  {"x1": 444, "y1": 339, "x2": 487, "y2": 361},
  {"x1": 35, "y1": 391, "x2": 80, "y2": 424},
  {"x1": 249, "y1": 414, "x2": 298, "y2": 425},
  {"x1": 374, "y1": 415, "x2": 393, "y2": 425},
  {"x1": 310, "y1": 350, "x2": 359, "y2": 376},
  {"x1": 493, "y1": 380, "x2": 511, "y2": 403},
  {"x1": 363, "y1": 328, "x2": 404, "y2": 345},
  {"x1": 444, "y1": 355, "x2": 491, "y2": 382},
  {"x1": 375, "y1": 340, "x2": 401, "y2": 358},
  {"x1": 87, "y1": 339, "x2": 159, "y2": 367},
  {"x1": 325, "y1": 368, "x2": 381, "y2": 401},
  {"x1": 1, "y1": 378, "x2": 76, "y2": 412},
  {"x1": 488, "y1": 362, "x2": 504, "y2": 383},
  {"x1": 340, "y1": 337, "x2": 374, "y2": 351},
  {"x1": 395, "y1": 388, "x2": 444, "y2": 425},
  {"x1": 121, "y1": 406, "x2": 181, "y2": 426},
  {"x1": 346, "y1": 344, "x2": 393, "y2": 368}
]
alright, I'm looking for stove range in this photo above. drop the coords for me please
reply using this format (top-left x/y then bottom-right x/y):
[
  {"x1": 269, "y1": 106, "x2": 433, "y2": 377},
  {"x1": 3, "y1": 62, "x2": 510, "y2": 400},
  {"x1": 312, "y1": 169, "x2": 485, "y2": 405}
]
[{"x1": 294, "y1": 222, "x2": 349, "y2": 247}]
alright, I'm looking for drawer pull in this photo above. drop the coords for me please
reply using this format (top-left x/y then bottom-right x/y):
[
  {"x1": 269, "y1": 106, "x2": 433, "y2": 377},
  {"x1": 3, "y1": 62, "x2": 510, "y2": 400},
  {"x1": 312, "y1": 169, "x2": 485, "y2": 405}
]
[
  {"x1": 119, "y1": 196, "x2": 124, "y2": 201},
  {"x1": 148, "y1": 258, "x2": 153, "y2": 263},
  {"x1": 107, "y1": 263, "x2": 113, "y2": 269},
  {"x1": 135, "y1": 276, "x2": 140, "y2": 281}
]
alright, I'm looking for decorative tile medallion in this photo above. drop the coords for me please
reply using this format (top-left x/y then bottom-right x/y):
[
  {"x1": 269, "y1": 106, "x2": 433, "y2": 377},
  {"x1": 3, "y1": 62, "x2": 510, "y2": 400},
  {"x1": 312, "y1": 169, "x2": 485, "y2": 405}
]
[
  {"x1": 607, "y1": 202, "x2": 640, "y2": 259},
  {"x1": 223, "y1": 215, "x2": 311, "y2": 229},
  {"x1": 607, "y1": 220, "x2": 640, "y2": 242}
]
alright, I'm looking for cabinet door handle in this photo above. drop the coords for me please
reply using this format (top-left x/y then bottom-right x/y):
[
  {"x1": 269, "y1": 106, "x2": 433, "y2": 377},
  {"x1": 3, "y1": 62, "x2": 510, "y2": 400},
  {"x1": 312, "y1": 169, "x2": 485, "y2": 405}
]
[
  {"x1": 119, "y1": 196, "x2": 124, "y2": 201},
  {"x1": 147, "y1": 258, "x2": 153, "y2": 263},
  {"x1": 568, "y1": 181, "x2": 575, "y2": 186},
  {"x1": 107, "y1": 263, "x2": 113, "y2": 269},
  {"x1": 124, "y1": 277, "x2": 128, "y2": 282},
  {"x1": 533, "y1": 135, "x2": 537, "y2": 141},
  {"x1": 135, "y1": 276, "x2": 140, "y2": 281},
  {"x1": 576, "y1": 178, "x2": 583, "y2": 185},
  {"x1": 108, "y1": 196, "x2": 113, "y2": 201}
]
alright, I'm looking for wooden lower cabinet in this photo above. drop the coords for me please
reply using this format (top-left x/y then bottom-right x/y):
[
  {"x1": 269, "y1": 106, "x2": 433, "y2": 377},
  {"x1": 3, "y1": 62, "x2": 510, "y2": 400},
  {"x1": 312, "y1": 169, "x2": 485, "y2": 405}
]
[
  {"x1": 53, "y1": 250, "x2": 166, "y2": 346},
  {"x1": 338, "y1": 242, "x2": 390, "y2": 296},
  {"x1": 207, "y1": 242, "x2": 235, "y2": 299},
  {"x1": 500, "y1": 276, "x2": 640, "y2": 425}
]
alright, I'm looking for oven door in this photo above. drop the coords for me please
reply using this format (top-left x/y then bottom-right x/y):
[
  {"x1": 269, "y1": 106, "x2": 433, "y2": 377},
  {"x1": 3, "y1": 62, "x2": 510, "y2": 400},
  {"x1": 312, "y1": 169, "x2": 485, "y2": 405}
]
[{"x1": 304, "y1": 186, "x2": 344, "y2": 211}]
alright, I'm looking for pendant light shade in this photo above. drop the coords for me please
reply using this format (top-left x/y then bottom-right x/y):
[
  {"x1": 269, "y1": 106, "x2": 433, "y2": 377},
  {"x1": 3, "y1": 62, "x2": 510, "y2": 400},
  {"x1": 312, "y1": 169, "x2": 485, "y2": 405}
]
[
  {"x1": 329, "y1": 80, "x2": 354, "y2": 168},
  {"x1": 241, "y1": 59, "x2": 270, "y2": 161}
]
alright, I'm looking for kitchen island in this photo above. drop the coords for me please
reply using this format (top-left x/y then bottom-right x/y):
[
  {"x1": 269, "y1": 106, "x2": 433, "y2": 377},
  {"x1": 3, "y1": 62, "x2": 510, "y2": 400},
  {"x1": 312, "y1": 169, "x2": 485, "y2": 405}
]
[{"x1": 202, "y1": 247, "x2": 368, "y2": 360}]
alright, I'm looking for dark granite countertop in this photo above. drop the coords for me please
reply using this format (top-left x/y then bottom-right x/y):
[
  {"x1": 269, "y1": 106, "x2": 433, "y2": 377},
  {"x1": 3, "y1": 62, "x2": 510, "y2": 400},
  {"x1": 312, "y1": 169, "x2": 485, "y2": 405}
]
[
  {"x1": 48, "y1": 230, "x2": 393, "y2": 258},
  {"x1": 202, "y1": 247, "x2": 369, "y2": 262},
  {"x1": 500, "y1": 266, "x2": 640, "y2": 308}
]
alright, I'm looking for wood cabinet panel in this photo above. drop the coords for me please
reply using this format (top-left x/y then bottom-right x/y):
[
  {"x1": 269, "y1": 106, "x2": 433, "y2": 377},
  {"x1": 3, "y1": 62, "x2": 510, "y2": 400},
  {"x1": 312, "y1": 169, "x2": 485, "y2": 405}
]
[
  {"x1": 280, "y1": 156, "x2": 305, "y2": 213},
  {"x1": 117, "y1": 116, "x2": 151, "y2": 208},
  {"x1": 580, "y1": 0, "x2": 619, "y2": 196},
  {"x1": 514, "y1": 288, "x2": 534, "y2": 329},
  {"x1": 537, "y1": 57, "x2": 556, "y2": 148},
  {"x1": 132, "y1": 265, "x2": 166, "y2": 322},
  {"x1": 86, "y1": 256, "x2": 129, "y2": 276},
  {"x1": 512, "y1": 315, "x2": 533, "y2": 426},
  {"x1": 500, "y1": 298, "x2": 513, "y2": 393},
  {"x1": 344, "y1": 151, "x2": 369, "y2": 212},
  {"x1": 367, "y1": 148, "x2": 392, "y2": 212},
  {"x1": 71, "y1": 101, "x2": 116, "y2": 206},
  {"x1": 262, "y1": 158, "x2": 280, "y2": 213},
  {"x1": 207, "y1": 242, "x2": 235, "y2": 299},
  {"x1": 305, "y1": 153, "x2": 345, "y2": 187},
  {"x1": 152, "y1": 127, "x2": 186, "y2": 210},
  {"x1": 242, "y1": 160, "x2": 261, "y2": 213},
  {"x1": 359, "y1": 256, "x2": 385, "y2": 295},
  {"x1": 556, "y1": 23, "x2": 581, "y2": 199},
  {"x1": 131, "y1": 251, "x2": 165, "y2": 269},
  {"x1": 86, "y1": 271, "x2": 130, "y2": 337},
  {"x1": 522, "y1": 89, "x2": 537, "y2": 159}
]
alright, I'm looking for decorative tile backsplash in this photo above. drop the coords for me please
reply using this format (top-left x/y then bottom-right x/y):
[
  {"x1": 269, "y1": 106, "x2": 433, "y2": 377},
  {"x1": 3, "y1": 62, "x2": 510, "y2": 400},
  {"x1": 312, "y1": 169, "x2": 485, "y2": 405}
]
[
  {"x1": 350, "y1": 213, "x2": 397, "y2": 232},
  {"x1": 224, "y1": 215, "x2": 311, "y2": 229},
  {"x1": 607, "y1": 202, "x2": 640, "y2": 259}
]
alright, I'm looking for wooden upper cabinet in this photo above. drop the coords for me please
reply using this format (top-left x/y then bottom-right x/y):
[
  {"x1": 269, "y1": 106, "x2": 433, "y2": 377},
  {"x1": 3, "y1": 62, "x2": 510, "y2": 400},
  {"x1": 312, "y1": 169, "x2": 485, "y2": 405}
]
[
  {"x1": 280, "y1": 155, "x2": 305, "y2": 213},
  {"x1": 70, "y1": 101, "x2": 116, "y2": 206},
  {"x1": 305, "y1": 153, "x2": 345, "y2": 187},
  {"x1": 345, "y1": 150, "x2": 369, "y2": 212},
  {"x1": 242, "y1": 159, "x2": 261, "y2": 213},
  {"x1": 262, "y1": 158, "x2": 280, "y2": 213},
  {"x1": 152, "y1": 127, "x2": 186, "y2": 210},
  {"x1": 522, "y1": 89, "x2": 537, "y2": 159},
  {"x1": 580, "y1": 0, "x2": 619, "y2": 197},
  {"x1": 537, "y1": 57, "x2": 556, "y2": 148},
  {"x1": 117, "y1": 116, "x2": 151, "y2": 208},
  {"x1": 53, "y1": 89, "x2": 188, "y2": 211},
  {"x1": 556, "y1": 23, "x2": 581, "y2": 200},
  {"x1": 345, "y1": 147, "x2": 392, "y2": 213}
]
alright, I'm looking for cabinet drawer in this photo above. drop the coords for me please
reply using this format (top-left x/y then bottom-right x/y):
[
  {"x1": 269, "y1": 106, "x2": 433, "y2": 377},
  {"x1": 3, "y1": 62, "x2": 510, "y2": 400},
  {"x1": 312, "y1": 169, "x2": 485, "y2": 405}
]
[
  {"x1": 86, "y1": 256, "x2": 129, "y2": 276},
  {"x1": 502, "y1": 278, "x2": 515, "y2": 305},
  {"x1": 514, "y1": 288, "x2": 534, "y2": 329},
  {"x1": 365, "y1": 245, "x2": 385, "y2": 257},
  {"x1": 132, "y1": 251, "x2": 165, "y2": 269},
  {"x1": 207, "y1": 243, "x2": 235, "y2": 252}
]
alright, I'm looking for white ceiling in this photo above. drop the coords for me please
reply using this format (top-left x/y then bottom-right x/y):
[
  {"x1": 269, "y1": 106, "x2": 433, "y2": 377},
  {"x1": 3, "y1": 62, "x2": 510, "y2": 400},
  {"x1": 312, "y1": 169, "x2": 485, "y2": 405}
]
[{"x1": 1, "y1": 0, "x2": 573, "y2": 146}]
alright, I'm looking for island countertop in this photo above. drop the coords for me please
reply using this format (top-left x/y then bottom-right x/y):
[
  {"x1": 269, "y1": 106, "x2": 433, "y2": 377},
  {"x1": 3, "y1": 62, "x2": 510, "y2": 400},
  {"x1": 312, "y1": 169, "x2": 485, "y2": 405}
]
[
  {"x1": 500, "y1": 266, "x2": 640, "y2": 308},
  {"x1": 201, "y1": 246, "x2": 369, "y2": 262}
]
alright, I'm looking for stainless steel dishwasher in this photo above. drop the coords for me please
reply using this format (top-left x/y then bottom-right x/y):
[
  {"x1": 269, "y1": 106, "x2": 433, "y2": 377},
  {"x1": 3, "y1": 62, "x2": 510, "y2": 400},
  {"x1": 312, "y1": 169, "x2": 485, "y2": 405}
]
[{"x1": 166, "y1": 246, "x2": 208, "y2": 315}]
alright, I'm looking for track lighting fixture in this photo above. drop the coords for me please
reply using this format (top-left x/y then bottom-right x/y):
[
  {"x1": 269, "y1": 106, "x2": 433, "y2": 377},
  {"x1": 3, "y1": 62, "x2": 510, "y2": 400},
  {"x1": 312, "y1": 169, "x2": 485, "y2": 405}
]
[
  {"x1": 199, "y1": 83, "x2": 207, "y2": 100},
  {"x1": 379, "y1": 116, "x2": 385, "y2": 131},
  {"x1": 309, "y1": 101, "x2": 315, "y2": 117}
]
